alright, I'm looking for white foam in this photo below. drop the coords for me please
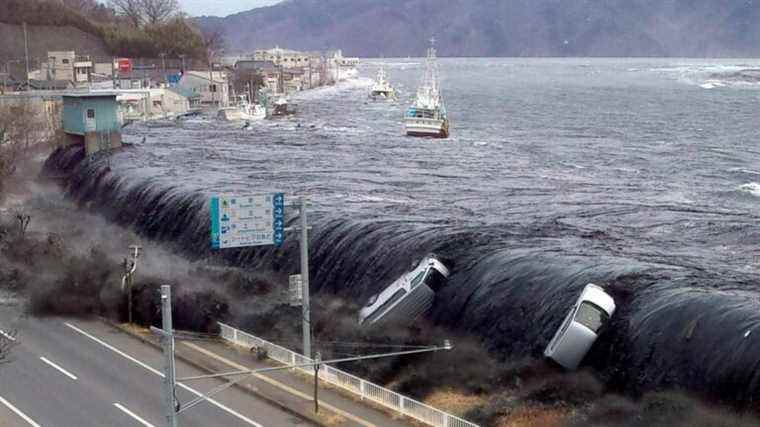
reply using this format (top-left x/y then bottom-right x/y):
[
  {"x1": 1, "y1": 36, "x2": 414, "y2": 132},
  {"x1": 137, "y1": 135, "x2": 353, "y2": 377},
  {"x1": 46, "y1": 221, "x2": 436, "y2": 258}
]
[
  {"x1": 292, "y1": 77, "x2": 374, "y2": 101},
  {"x1": 738, "y1": 182, "x2": 760, "y2": 197}
]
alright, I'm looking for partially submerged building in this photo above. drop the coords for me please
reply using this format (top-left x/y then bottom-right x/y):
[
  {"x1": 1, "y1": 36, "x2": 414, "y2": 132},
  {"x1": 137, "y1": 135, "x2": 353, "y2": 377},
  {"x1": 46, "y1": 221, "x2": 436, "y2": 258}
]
[
  {"x1": 178, "y1": 71, "x2": 230, "y2": 106},
  {"x1": 62, "y1": 93, "x2": 122, "y2": 156}
]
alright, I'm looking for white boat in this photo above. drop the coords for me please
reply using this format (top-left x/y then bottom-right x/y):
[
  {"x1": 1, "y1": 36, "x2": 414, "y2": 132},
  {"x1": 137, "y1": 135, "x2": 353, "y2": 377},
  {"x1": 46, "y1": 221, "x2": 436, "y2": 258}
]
[
  {"x1": 404, "y1": 39, "x2": 449, "y2": 138},
  {"x1": 370, "y1": 66, "x2": 396, "y2": 100},
  {"x1": 217, "y1": 95, "x2": 266, "y2": 122}
]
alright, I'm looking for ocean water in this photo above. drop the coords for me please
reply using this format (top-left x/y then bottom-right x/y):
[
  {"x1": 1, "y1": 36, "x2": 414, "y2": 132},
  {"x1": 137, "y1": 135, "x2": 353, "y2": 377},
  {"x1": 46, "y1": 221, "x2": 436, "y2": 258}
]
[{"x1": 47, "y1": 58, "x2": 760, "y2": 401}]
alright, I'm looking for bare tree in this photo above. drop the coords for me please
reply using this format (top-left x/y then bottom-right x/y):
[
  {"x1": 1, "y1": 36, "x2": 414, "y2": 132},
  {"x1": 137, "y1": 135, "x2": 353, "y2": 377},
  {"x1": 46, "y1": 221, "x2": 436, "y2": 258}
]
[
  {"x1": 0, "y1": 100, "x2": 47, "y2": 196},
  {"x1": 109, "y1": 0, "x2": 179, "y2": 27},
  {"x1": 202, "y1": 28, "x2": 226, "y2": 60},
  {"x1": 109, "y1": 0, "x2": 144, "y2": 27},
  {"x1": 142, "y1": 0, "x2": 179, "y2": 25}
]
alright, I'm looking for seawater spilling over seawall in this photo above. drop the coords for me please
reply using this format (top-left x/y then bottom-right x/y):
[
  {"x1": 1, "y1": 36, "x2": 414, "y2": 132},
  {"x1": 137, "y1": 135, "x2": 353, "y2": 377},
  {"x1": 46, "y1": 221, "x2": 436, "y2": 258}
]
[{"x1": 44, "y1": 143, "x2": 760, "y2": 404}]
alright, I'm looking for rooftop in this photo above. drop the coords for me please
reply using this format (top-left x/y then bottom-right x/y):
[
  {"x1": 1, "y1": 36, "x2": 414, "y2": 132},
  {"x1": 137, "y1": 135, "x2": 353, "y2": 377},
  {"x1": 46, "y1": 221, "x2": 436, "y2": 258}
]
[{"x1": 63, "y1": 92, "x2": 119, "y2": 98}]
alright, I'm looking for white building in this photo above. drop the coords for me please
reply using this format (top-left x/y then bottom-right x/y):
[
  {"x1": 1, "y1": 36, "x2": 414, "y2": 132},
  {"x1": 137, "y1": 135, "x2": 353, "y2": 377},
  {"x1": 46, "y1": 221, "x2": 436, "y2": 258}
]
[
  {"x1": 253, "y1": 47, "x2": 318, "y2": 69},
  {"x1": 178, "y1": 71, "x2": 229, "y2": 106},
  {"x1": 43, "y1": 51, "x2": 93, "y2": 84}
]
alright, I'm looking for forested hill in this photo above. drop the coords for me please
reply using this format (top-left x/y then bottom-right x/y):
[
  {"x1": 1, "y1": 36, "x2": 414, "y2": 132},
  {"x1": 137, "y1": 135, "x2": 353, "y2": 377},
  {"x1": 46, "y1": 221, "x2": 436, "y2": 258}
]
[
  {"x1": 196, "y1": 0, "x2": 760, "y2": 57},
  {"x1": 0, "y1": 0, "x2": 208, "y2": 61}
]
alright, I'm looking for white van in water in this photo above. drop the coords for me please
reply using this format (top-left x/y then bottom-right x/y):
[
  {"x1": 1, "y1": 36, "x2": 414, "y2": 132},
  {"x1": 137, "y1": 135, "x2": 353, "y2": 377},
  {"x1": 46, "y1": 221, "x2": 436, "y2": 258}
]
[
  {"x1": 358, "y1": 255, "x2": 450, "y2": 327},
  {"x1": 544, "y1": 283, "x2": 616, "y2": 370}
]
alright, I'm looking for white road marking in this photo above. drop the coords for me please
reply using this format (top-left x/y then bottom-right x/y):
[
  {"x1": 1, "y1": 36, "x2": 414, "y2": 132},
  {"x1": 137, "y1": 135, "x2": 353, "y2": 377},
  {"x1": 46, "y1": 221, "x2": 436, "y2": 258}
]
[
  {"x1": 114, "y1": 403, "x2": 155, "y2": 427},
  {"x1": 64, "y1": 322, "x2": 263, "y2": 427},
  {"x1": 40, "y1": 356, "x2": 78, "y2": 381},
  {"x1": 183, "y1": 341, "x2": 375, "y2": 427},
  {"x1": 0, "y1": 329, "x2": 16, "y2": 341},
  {"x1": 0, "y1": 395, "x2": 41, "y2": 427}
]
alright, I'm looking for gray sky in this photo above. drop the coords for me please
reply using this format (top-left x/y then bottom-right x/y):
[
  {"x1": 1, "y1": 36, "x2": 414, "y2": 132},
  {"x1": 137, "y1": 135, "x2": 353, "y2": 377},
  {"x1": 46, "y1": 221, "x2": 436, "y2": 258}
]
[{"x1": 178, "y1": 0, "x2": 282, "y2": 17}]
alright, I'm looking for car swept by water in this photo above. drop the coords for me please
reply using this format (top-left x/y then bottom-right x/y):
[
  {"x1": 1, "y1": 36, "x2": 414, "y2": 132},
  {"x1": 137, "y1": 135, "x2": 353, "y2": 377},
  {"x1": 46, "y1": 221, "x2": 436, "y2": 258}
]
[
  {"x1": 544, "y1": 283, "x2": 616, "y2": 370},
  {"x1": 358, "y1": 255, "x2": 450, "y2": 327}
]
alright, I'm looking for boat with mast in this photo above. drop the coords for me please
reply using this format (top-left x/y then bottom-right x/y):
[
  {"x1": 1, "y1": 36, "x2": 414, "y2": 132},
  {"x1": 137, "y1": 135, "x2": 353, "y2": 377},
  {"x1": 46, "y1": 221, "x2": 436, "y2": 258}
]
[
  {"x1": 404, "y1": 38, "x2": 449, "y2": 138},
  {"x1": 370, "y1": 65, "x2": 396, "y2": 100}
]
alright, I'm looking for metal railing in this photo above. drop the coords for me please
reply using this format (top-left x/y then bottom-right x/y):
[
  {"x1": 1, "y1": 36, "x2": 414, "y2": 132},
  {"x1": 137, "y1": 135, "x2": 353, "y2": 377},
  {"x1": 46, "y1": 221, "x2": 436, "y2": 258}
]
[{"x1": 218, "y1": 322, "x2": 478, "y2": 427}]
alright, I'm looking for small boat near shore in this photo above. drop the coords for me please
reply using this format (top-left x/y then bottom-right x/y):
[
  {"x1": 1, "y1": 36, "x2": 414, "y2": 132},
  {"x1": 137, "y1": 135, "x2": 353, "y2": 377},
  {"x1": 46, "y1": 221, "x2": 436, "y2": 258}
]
[
  {"x1": 217, "y1": 95, "x2": 266, "y2": 122},
  {"x1": 404, "y1": 39, "x2": 449, "y2": 138}
]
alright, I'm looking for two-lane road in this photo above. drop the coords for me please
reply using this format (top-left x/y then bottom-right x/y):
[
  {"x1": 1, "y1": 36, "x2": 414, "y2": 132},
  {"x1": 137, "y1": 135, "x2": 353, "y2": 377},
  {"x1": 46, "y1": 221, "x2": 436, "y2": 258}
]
[{"x1": 0, "y1": 310, "x2": 312, "y2": 427}]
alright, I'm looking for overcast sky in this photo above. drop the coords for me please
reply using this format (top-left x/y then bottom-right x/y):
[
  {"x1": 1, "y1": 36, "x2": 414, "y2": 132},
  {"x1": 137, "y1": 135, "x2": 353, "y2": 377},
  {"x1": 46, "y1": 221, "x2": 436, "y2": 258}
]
[{"x1": 178, "y1": 0, "x2": 282, "y2": 17}]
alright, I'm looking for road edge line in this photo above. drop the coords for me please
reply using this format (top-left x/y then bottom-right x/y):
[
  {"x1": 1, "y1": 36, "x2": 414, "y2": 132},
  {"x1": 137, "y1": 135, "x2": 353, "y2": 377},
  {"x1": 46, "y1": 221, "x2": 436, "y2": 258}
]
[
  {"x1": 101, "y1": 318, "x2": 330, "y2": 427},
  {"x1": 0, "y1": 395, "x2": 41, "y2": 427}
]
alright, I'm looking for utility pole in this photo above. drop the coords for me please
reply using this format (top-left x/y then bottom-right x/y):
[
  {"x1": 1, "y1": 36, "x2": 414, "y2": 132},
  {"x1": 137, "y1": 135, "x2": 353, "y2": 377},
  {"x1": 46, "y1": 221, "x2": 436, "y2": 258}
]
[
  {"x1": 160, "y1": 285, "x2": 178, "y2": 427},
  {"x1": 300, "y1": 198, "x2": 311, "y2": 358},
  {"x1": 159, "y1": 53, "x2": 166, "y2": 83},
  {"x1": 179, "y1": 54, "x2": 186, "y2": 73},
  {"x1": 23, "y1": 22, "x2": 30, "y2": 90},
  {"x1": 122, "y1": 245, "x2": 141, "y2": 324},
  {"x1": 208, "y1": 51, "x2": 216, "y2": 106},
  {"x1": 313, "y1": 352, "x2": 321, "y2": 413}
]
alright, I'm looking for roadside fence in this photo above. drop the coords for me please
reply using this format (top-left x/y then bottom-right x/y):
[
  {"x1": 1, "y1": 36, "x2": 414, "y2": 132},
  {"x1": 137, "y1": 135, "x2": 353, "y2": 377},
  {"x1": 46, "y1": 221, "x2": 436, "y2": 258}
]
[{"x1": 218, "y1": 322, "x2": 479, "y2": 427}]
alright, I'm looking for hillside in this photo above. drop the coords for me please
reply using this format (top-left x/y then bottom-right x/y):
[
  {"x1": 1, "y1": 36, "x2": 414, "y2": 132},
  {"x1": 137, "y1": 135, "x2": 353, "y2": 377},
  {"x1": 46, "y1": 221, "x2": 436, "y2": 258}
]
[
  {"x1": 197, "y1": 0, "x2": 760, "y2": 57},
  {"x1": 0, "y1": 23, "x2": 110, "y2": 62},
  {"x1": 0, "y1": 0, "x2": 207, "y2": 61}
]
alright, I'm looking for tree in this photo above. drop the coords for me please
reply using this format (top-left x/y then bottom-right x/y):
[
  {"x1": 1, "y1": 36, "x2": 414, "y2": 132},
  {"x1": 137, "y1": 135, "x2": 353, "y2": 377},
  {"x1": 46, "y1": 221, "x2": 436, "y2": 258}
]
[
  {"x1": 0, "y1": 100, "x2": 47, "y2": 196},
  {"x1": 109, "y1": 0, "x2": 179, "y2": 27},
  {"x1": 142, "y1": 0, "x2": 179, "y2": 25},
  {"x1": 109, "y1": 0, "x2": 144, "y2": 27}
]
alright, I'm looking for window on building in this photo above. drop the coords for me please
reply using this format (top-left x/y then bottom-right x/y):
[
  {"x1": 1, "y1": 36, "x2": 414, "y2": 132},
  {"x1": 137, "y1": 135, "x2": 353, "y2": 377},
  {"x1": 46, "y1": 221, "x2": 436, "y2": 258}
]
[
  {"x1": 86, "y1": 109, "x2": 95, "y2": 119},
  {"x1": 210, "y1": 84, "x2": 217, "y2": 92},
  {"x1": 62, "y1": 59, "x2": 70, "y2": 64}
]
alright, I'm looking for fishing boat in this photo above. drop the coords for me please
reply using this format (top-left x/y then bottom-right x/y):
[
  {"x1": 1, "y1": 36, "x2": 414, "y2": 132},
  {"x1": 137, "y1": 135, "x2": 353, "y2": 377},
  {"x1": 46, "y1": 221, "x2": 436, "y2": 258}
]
[
  {"x1": 404, "y1": 39, "x2": 449, "y2": 138},
  {"x1": 217, "y1": 95, "x2": 266, "y2": 122},
  {"x1": 370, "y1": 66, "x2": 396, "y2": 100},
  {"x1": 271, "y1": 95, "x2": 296, "y2": 116}
]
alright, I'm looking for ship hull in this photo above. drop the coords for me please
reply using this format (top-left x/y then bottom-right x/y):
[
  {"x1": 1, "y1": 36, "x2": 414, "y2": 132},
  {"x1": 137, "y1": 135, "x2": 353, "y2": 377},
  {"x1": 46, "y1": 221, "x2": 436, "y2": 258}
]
[
  {"x1": 404, "y1": 117, "x2": 449, "y2": 138},
  {"x1": 370, "y1": 90, "x2": 396, "y2": 100}
]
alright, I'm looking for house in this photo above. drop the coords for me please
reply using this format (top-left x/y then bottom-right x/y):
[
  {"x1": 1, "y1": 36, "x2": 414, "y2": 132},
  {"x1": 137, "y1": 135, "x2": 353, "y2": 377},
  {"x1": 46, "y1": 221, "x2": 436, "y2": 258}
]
[
  {"x1": 178, "y1": 71, "x2": 229, "y2": 106},
  {"x1": 167, "y1": 86, "x2": 200, "y2": 110},
  {"x1": 62, "y1": 93, "x2": 122, "y2": 156},
  {"x1": 45, "y1": 51, "x2": 75, "y2": 82}
]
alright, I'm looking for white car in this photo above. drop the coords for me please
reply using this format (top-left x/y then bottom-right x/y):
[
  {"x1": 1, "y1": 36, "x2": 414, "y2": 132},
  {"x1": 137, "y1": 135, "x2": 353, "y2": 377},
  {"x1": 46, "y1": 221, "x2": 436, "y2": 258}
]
[
  {"x1": 544, "y1": 283, "x2": 616, "y2": 370},
  {"x1": 358, "y1": 255, "x2": 450, "y2": 326}
]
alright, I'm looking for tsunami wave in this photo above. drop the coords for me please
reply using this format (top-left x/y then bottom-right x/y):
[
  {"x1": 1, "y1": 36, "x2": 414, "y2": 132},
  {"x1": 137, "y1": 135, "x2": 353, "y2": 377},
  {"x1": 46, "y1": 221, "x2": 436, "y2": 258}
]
[{"x1": 43, "y1": 145, "x2": 760, "y2": 405}]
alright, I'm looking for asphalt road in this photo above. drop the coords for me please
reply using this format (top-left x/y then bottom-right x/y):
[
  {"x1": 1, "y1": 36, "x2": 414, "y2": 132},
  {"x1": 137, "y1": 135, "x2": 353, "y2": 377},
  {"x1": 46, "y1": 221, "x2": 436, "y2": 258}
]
[{"x1": 0, "y1": 309, "x2": 313, "y2": 427}]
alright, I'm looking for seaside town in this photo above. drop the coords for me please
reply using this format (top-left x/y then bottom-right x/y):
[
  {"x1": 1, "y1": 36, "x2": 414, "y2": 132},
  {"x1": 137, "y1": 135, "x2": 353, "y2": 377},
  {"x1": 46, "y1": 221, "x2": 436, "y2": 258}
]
[
  {"x1": 5, "y1": 1, "x2": 760, "y2": 427},
  {"x1": 0, "y1": 46, "x2": 361, "y2": 150}
]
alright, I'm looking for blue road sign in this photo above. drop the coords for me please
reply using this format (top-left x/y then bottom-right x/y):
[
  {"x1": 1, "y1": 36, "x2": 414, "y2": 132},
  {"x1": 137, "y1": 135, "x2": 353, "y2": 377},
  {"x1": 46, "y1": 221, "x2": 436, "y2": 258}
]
[{"x1": 211, "y1": 193, "x2": 286, "y2": 249}]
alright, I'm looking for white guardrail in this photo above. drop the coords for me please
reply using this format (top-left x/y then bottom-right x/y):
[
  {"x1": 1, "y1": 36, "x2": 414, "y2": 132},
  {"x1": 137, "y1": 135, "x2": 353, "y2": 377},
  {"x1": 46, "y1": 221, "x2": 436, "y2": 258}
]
[{"x1": 218, "y1": 322, "x2": 479, "y2": 427}]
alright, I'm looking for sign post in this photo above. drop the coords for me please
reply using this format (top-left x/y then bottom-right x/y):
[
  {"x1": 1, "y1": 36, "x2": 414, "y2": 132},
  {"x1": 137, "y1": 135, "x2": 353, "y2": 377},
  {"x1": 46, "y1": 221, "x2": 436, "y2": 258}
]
[{"x1": 210, "y1": 193, "x2": 312, "y2": 358}]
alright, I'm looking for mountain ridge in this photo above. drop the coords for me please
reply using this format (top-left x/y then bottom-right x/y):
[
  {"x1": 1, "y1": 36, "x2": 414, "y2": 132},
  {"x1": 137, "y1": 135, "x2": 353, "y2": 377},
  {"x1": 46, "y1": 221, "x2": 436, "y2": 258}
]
[{"x1": 196, "y1": 0, "x2": 760, "y2": 57}]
